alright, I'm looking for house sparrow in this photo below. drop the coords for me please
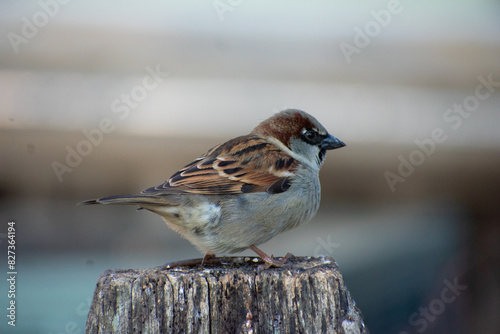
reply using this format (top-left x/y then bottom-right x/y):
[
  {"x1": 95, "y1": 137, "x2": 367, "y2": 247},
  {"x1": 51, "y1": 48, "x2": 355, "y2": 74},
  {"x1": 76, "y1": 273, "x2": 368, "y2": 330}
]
[{"x1": 82, "y1": 109, "x2": 345, "y2": 267}]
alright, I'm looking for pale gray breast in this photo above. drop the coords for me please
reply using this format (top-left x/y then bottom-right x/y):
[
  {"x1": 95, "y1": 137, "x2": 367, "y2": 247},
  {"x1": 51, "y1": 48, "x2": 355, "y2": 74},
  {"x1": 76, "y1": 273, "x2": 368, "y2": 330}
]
[
  {"x1": 184, "y1": 168, "x2": 323, "y2": 253},
  {"x1": 285, "y1": 169, "x2": 322, "y2": 229}
]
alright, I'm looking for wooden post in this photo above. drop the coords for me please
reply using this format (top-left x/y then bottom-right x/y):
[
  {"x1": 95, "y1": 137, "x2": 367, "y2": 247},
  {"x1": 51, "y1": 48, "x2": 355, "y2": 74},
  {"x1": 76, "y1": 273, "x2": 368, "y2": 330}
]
[{"x1": 86, "y1": 256, "x2": 368, "y2": 333}]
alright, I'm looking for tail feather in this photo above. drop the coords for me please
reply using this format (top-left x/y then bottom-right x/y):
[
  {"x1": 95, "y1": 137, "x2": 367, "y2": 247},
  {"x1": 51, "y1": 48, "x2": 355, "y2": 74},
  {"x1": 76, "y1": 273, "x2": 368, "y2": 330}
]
[{"x1": 79, "y1": 194, "x2": 176, "y2": 206}]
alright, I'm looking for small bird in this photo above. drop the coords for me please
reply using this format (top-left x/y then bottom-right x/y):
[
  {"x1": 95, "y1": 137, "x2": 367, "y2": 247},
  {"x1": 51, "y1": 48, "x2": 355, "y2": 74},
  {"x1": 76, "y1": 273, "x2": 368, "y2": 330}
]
[{"x1": 82, "y1": 109, "x2": 345, "y2": 267}]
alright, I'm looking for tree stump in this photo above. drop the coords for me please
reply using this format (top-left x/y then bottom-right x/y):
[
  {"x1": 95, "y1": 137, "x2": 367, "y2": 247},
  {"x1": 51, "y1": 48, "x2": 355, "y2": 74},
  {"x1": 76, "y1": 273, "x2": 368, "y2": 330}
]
[{"x1": 86, "y1": 256, "x2": 368, "y2": 333}]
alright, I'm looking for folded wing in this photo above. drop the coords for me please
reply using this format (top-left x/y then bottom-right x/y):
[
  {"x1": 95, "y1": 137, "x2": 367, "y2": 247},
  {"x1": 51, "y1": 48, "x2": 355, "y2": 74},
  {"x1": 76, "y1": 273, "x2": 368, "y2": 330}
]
[{"x1": 142, "y1": 135, "x2": 298, "y2": 195}]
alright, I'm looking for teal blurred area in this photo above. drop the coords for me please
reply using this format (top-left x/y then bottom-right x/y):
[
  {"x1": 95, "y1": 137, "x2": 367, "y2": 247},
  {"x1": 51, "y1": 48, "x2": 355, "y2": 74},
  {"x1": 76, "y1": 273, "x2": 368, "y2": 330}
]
[
  {"x1": 1, "y1": 1, "x2": 500, "y2": 333},
  {"x1": 0, "y1": 198, "x2": 468, "y2": 333}
]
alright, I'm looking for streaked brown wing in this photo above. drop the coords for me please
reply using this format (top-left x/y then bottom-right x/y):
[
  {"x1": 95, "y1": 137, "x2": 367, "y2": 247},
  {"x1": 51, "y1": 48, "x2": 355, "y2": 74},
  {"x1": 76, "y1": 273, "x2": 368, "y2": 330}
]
[{"x1": 142, "y1": 135, "x2": 297, "y2": 195}]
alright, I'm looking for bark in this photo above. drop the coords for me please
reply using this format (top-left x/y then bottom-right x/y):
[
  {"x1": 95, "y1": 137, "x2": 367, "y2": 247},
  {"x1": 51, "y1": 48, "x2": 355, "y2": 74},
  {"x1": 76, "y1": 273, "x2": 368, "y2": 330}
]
[{"x1": 86, "y1": 256, "x2": 368, "y2": 334}]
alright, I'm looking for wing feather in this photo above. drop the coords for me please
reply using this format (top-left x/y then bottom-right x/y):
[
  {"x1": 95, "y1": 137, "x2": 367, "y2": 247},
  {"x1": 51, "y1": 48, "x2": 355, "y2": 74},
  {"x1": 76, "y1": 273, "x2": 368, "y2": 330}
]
[{"x1": 142, "y1": 135, "x2": 298, "y2": 195}]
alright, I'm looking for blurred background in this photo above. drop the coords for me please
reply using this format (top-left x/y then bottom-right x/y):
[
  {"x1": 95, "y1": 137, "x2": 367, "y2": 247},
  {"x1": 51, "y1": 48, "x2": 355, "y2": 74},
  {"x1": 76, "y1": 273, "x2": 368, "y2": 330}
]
[{"x1": 1, "y1": 0, "x2": 500, "y2": 333}]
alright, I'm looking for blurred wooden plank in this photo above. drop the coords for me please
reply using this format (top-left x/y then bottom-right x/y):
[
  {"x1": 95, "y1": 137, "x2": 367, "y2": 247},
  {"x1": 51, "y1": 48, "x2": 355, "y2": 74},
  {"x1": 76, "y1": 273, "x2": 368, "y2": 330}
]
[{"x1": 1, "y1": 129, "x2": 500, "y2": 215}]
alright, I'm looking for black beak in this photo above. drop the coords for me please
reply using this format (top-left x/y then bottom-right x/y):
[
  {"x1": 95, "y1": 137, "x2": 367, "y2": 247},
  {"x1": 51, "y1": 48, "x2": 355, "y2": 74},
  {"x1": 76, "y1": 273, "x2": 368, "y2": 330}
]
[{"x1": 321, "y1": 134, "x2": 346, "y2": 150}]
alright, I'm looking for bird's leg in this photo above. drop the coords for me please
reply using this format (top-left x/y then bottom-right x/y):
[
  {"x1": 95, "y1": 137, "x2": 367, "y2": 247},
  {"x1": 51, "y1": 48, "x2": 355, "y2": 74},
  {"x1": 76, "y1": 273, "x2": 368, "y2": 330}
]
[
  {"x1": 201, "y1": 253, "x2": 216, "y2": 265},
  {"x1": 162, "y1": 253, "x2": 215, "y2": 269},
  {"x1": 162, "y1": 258, "x2": 204, "y2": 268},
  {"x1": 250, "y1": 245, "x2": 291, "y2": 269}
]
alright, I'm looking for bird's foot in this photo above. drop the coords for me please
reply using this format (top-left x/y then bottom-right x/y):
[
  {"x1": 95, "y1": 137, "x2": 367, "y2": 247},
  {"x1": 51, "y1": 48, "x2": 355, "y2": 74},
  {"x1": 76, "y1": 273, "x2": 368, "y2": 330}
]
[
  {"x1": 250, "y1": 245, "x2": 292, "y2": 269},
  {"x1": 162, "y1": 253, "x2": 216, "y2": 269}
]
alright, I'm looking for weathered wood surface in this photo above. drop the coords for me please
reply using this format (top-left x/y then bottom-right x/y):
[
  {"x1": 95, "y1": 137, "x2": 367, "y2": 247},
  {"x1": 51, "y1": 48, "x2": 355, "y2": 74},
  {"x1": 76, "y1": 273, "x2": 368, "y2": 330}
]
[{"x1": 86, "y1": 256, "x2": 368, "y2": 334}]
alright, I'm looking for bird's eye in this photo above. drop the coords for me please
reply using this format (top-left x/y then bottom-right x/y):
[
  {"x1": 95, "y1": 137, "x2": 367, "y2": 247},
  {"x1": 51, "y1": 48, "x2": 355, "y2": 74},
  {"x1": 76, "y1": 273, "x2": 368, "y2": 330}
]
[
  {"x1": 304, "y1": 130, "x2": 316, "y2": 141},
  {"x1": 303, "y1": 130, "x2": 318, "y2": 143}
]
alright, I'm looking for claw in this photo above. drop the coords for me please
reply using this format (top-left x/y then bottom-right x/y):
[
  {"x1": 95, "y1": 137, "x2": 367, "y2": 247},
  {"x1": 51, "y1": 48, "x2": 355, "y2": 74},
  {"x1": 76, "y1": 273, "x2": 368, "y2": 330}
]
[{"x1": 250, "y1": 245, "x2": 291, "y2": 268}]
